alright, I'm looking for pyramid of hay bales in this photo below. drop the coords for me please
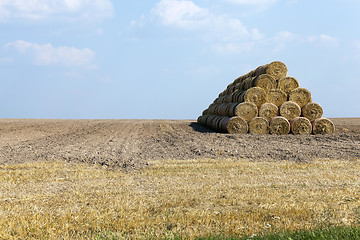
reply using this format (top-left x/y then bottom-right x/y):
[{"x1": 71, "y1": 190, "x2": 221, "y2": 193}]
[{"x1": 197, "y1": 61, "x2": 335, "y2": 135}]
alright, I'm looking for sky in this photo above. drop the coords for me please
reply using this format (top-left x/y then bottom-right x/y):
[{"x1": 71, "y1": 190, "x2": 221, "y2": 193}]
[{"x1": 0, "y1": 0, "x2": 359, "y2": 119}]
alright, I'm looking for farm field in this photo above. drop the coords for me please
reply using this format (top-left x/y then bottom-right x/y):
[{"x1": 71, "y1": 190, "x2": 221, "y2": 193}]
[
  {"x1": 0, "y1": 118, "x2": 359, "y2": 239},
  {"x1": 0, "y1": 118, "x2": 359, "y2": 167}
]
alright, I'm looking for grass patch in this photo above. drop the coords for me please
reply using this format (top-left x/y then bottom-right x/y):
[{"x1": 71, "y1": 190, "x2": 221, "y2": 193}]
[
  {"x1": 199, "y1": 225, "x2": 360, "y2": 239},
  {"x1": 0, "y1": 159, "x2": 359, "y2": 239}
]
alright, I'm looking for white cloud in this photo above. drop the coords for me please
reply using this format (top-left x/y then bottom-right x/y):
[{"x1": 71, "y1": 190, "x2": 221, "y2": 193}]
[
  {"x1": 0, "y1": 57, "x2": 13, "y2": 63},
  {"x1": 0, "y1": 0, "x2": 113, "y2": 21},
  {"x1": 152, "y1": 0, "x2": 263, "y2": 40},
  {"x1": 152, "y1": 0, "x2": 208, "y2": 29},
  {"x1": 6, "y1": 40, "x2": 96, "y2": 68},
  {"x1": 308, "y1": 34, "x2": 339, "y2": 47}
]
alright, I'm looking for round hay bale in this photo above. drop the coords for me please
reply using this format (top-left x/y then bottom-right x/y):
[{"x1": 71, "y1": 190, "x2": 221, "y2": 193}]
[
  {"x1": 217, "y1": 103, "x2": 228, "y2": 116},
  {"x1": 290, "y1": 117, "x2": 312, "y2": 135},
  {"x1": 224, "y1": 94, "x2": 233, "y2": 103},
  {"x1": 197, "y1": 115, "x2": 203, "y2": 124},
  {"x1": 238, "y1": 87, "x2": 267, "y2": 107},
  {"x1": 277, "y1": 77, "x2": 300, "y2": 94},
  {"x1": 250, "y1": 74, "x2": 277, "y2": 92},
  {"x1": 214, "y1": 96, "x2": 225, "y2": 104},
  {"x1": 228, "y1": 102, "x2": 240, "y2": 117},
  {"x1": 234, "y1": 75, "x2": 247, "y2": 84},
  {"x1": 234, "y1": 102, "x2": 258, "y2": 122},
  {"x1": 249, "y1": 117, "x2": 269, "y2": 134},
  {"x1": 231, "y1": 89, "x2": 241, "y2": 102},
  {"x1": 259, "y1": 103, "x2": 279, "y2": 122},
  {"x1": 267, "y1": 89, "x2": 288, "y2": 107},
  {"x1": 255, "y1": 61, "x2": 288, "y2": 80},
  {"x1": 202, "y1": 109, "x2": 209, "y2": 116},
  {"x1": 312, "y1": 118, "x2": 335, "y2": 134},
  {"x1": 219, "y1": 116, "x2": 231, "y2": 132},
  {"x1": 205, "y1": 115, "x2": 214, "y2": 128},
  {"x1": 302, "y1": 102, "x2": 323, "y2": 122},
  {"x1": 227, "y1": 116, "x2": 248, "y2": 134},
  {"x1": 289, "y1": 88, "x2": 312, "y2": 108},
  {"x1": 269, "y1": 116, "x2": 290, "y2": 135},
  {"x1": 279, "y1": 101, "x2": 301, "y2": 121},
  {"x1": 242, "y1": 77, "x2": 255, "y2": 90},
  {"x1": 210, "y1": 115, "x2": 222, "y2": 131},
  {"x1": 207, "y1": 104, "x2": 215, "y2": 114},
  {"x1": 200, "y1": 115, "x2": 210, "y2": 126},
  {"x1": 232, "y1": 90, "x2": 245, "y2": 102}
]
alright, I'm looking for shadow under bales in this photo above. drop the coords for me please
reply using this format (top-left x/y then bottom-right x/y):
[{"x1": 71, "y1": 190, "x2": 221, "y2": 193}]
[{"x1": 189, "y1": 122, "x2": 215, "y2": 133}]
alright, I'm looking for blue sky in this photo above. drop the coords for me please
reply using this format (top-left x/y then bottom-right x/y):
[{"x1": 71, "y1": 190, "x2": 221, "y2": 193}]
[{"x1": 1, "y1": 0, "x2": 359, "y2": 119}]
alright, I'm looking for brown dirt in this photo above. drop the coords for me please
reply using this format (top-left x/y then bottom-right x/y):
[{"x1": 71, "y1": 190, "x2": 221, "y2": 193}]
[{"x1": 0, "y1": 118, "x2": 359, "y2": 169}]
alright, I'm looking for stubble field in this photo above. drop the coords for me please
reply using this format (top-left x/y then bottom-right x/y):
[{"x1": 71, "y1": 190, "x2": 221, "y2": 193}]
[{"x1": 0, "y1": 118, "x2": 359, "y2": 239}]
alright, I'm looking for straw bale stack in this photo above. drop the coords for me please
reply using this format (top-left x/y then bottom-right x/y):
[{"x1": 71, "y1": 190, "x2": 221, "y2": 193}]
[{"x1": 198, "y1": 61, "x2": 335, "y2": 135}]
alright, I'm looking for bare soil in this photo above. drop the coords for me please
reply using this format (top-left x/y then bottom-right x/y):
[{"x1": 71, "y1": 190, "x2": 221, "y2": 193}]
[{"x1": 0, "y1": 118, "x2": 359, "y2": 169}]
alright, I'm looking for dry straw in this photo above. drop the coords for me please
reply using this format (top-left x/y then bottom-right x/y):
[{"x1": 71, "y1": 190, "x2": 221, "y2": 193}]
[
  {"x1": 259, "y1": 103, "x2": 279, "y2": 122},
  {"x1": 255, "y1": 61, "x2": 288, "y2": 80},
  {"x1": 236, "y1": 87, "x2": 267, "y2": 107},
  {"x1": 289, "y1": 88, "x2": 312, "y2": 108},
  {"x1": 252, "y1": 74, "x2": 277, "y2": 92},
  {"x1": 280, "y1": 101, "x2": 301, "y2": 121},
  {"x1": 312, "y1": 118, "x2": 335, "y2": 134},
  {"x1": 234, "y1": 102, "x2": 258, "y2": 122},
  {"x1": 277, "y1": 77, "x2": 300, "y2": 94},
  {"x1": 217, "y1": 103, "x2": 229, "y2": 116},
  {"x1": 249, "y1": 117, "x2": 269, "y2": 134},
  {"x1": 269, "y1": 116, "x2": 291, "y2": 135},
  {"x1": 302, "y1": 102, "x2": 323, "y2": 122},
  {"x1": 267, "y1": 89, "x2": 288, "y2": 107},
  {"x1": 219, "y1": 116, "x2": 231, "y2": 132},
  {"x1": 226, "y1": 116, "x2": 248, "y2": 134},
  {"x1": 290, "y1": 117, "x2": 312, "y2": 135}
]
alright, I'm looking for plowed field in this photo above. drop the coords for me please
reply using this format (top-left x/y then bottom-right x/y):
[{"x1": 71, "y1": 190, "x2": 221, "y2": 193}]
[{"x1": 0, "y1": 118, "x2": 359, "y2": 169}]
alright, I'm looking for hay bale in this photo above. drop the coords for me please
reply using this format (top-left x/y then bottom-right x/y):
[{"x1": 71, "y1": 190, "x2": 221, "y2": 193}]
[
  {"x1": 249, "y1": 117, "x2": 269, "y2": 134},
  {"x1": 217, "y1": 103, "x2": 228, "y2": 116},
  {"x1": 202, "y1": 109, "x2": 209, "y2": 116},
  {"x1": 214, "y1": 96, "x2": 226, "y2": 104},
  {"x1": 277, "y1": 77, "x2": 300, "y2": 94},
  {"x1": 290, "y1": 117, "x2": 312, "y2": 135},
  {"x1": 226, "y1": 116, "x2": 248, "y2": 134},
  {"x1": 267, "y1": 89, "x2": 288, "y2": 107},
  {"x1": 234, "y1": 102, "x2": 258, "y2": 122},
  {"x1": 302, "y1": 102, "x2": 323, "y2": 122},
  {"x1": 224, "y1": 94, "x2": 233, "y2": 103},
  {"x1": 219, "y1": 116, "x2": 231, "y2": 132},
  {"x1": 209, "y1": 115, "x2": 222, "y2": 131},
  {"x1": 279, "y1": 101, "x2": 301, "y2": 120},
  {"x1": 247, "y1": 74, "x2": 277, "y2": 92},
  {"x1": 289, "y1": 88, "x2": 312, "y2": 108},
  {"x1": 259, "y1": 103, "x2": 279, "y2": 122},
  {"x1": 228, "y1": 102, "x2": 240, "y2": 116},
  {"x1": 208, "y1": 104, "x2": 218, "y2": 114},
  {"x1": 312, "y1": 118, "x2": 335, "y2": 134},
  {"x1": 255, "y1": 61, "x2": 288, "y2": 80},
  {"x1": 237, "y1": 87, "x2": 267, "y2": 107},
  {"x1": 269, "y1": 116, "x2": 290, "y2": 135}
]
